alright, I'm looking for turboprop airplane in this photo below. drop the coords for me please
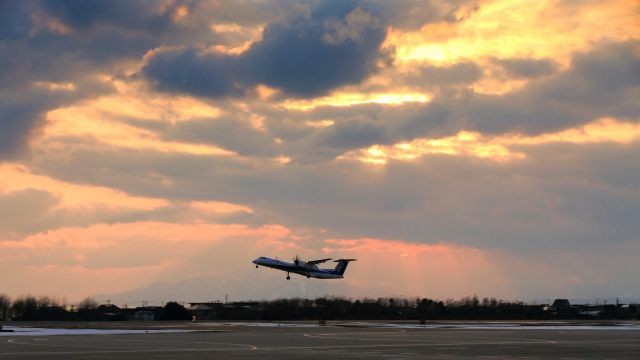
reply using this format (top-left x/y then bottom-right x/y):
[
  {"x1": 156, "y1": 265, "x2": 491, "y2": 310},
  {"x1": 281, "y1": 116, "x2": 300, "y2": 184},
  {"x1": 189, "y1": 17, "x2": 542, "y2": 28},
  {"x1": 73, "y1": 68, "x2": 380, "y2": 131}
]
[{"x1": 252, "y1": 256, "x2": 356, "y2": 280}]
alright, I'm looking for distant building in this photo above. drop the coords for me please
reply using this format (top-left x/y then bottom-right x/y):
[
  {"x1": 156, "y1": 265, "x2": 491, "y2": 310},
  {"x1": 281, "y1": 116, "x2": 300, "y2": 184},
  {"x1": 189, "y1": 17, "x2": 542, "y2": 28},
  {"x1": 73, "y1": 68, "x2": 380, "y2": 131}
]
[
  {"x1": 188, "y1": 302, "x2": 223, "y2": 320},
  {"x1": 544, "y1": 298, "x2": 571, "y2": 312},
  {"x1": 96, "y1": 304, "x2": 123, "y2": 321},
  {"x1": 551, "y1": 299, "x2": 571, "y2": 309},
  {"x1": 543, "y1": 299, "x2": 577, "y2": 318}
]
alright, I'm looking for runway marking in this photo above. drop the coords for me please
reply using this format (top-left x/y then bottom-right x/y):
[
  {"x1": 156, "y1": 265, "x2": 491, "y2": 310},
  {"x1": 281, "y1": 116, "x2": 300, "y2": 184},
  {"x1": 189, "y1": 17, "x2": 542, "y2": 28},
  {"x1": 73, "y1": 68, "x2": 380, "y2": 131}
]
[
  {"x1": 516, "y1": 337, "x2": 557, "y2": 344},
  {"x1": 191, "y1": 341, "x2": 257, "y2": 350},
  {"x1": 7, "y1": 338, "x2": 116, "y2": 350},
  {"x1": 97, "y1": 337, "x2": 258, "y2": 350},
  {"x1": 255, "y1": 339, "x2": 570, "y2": 352},
  {"x1": 0, "y1": 339, "x2": 567, "y2": 357},
  {"x1": 3, "y1": 338, "x2": 259, "y2": 356},
  {"x1": 302, "y1": 332, "x2": 423, "y2": 342}
]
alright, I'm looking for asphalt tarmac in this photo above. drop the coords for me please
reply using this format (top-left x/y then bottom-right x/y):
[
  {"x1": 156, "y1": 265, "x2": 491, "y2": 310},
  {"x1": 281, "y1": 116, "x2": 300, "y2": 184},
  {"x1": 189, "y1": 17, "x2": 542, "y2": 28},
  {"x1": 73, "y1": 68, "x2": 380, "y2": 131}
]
[{"x1": 1, "y1": 322, "x2": 639, "y2": 359}]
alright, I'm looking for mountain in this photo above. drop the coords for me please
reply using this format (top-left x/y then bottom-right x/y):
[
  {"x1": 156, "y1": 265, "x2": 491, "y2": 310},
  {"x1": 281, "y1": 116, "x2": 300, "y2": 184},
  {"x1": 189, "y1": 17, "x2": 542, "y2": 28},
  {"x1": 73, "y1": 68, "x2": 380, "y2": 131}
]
[{"x1": 93, "y1": 269, "x2": 376, "y2": 307}]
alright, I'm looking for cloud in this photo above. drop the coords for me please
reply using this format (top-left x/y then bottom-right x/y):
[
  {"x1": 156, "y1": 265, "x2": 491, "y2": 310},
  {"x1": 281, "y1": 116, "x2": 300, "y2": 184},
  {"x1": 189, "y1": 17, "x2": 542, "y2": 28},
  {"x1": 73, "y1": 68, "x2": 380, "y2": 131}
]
[
  {"x1": 143, "y1": 2, "x2": 389, "y2": 98},
  {"x1": 0, "y1": 101, "x2": 46, "y2": 160},
  {"x1": 0, "y1": 0, "x2": 33, "y2": 40},
  {"x1": 493, "y1": 57, "x2": 559, "y2": 78},
  {"x1": 0, "y1": 189, "x2": 59, "y2": 239},
  {"x1": 468, "y1": 40, "x2": 640, "y2": 134},
  {"x1": 39, "y1": 0, "x2": 174, "y2": 32},
  {"x1": 285, "y1": 115, "x2": 388, "y2": 163},
  {"x1": 162, "y1": 117, "x2": 280, "y2": 157},
  {"x1": 0, "y1": 221, "x2": 292, "y2": 299},
  {"x1": 26, "y1": 130, "x2": 640, "y2": 256},
  {"x1": 368, "y1": 0, "x2": 478, "y2": 30},
  {"x1": 143, "y1": 49, "x2": 244, "y2": 98},
  {"x1": 406, "y1": 62, "x2": 483, "y2": 88},
  {"x1": 0, "y1": 0, "x2": 213, "y2": 160}
]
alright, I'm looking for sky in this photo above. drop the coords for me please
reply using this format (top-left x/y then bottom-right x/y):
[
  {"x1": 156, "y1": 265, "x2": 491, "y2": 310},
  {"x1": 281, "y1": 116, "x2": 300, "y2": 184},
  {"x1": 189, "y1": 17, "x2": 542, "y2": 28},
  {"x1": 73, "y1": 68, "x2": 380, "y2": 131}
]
[{"x1": 1, "y1": 0, "x2": 639, "y2": 305}]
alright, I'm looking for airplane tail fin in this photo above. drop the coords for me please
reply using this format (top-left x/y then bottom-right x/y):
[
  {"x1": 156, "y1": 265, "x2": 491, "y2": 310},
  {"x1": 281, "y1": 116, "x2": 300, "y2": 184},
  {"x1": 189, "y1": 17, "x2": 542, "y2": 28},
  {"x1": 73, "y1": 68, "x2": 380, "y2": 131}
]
[{"x1": 333, "y1": 259, "x2": 356, "y2": 276}]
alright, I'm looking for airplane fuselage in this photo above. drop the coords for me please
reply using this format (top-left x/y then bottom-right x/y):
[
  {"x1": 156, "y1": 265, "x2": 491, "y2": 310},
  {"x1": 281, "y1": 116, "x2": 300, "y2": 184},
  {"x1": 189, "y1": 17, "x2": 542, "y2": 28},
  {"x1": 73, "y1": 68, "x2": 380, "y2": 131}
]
[{"x1": 252, "y1": 257, "x2": 344, "y2": 279}]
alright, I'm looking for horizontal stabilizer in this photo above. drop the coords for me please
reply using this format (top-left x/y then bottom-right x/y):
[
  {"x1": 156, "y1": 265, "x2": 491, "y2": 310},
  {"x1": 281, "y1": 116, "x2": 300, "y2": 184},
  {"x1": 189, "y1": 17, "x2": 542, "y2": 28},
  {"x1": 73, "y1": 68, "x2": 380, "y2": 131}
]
[{"x1": 307, "y1": 258, "x2": 332, "y2": 265}]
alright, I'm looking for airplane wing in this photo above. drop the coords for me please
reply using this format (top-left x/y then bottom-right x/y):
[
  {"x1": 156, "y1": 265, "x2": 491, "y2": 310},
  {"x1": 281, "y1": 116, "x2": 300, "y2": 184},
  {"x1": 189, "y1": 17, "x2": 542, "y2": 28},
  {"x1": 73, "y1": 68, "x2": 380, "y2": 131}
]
[{"x1": 306, "y1": 258, "x2": 332, "y2": 265}]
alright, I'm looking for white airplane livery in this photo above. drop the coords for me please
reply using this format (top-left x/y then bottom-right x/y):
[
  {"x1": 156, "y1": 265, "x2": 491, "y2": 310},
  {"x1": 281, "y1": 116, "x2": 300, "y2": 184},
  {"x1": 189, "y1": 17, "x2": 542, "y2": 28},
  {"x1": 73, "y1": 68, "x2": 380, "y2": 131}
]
[{"x1": 252, "y1": 256, "x2": 356, "y2": 280}]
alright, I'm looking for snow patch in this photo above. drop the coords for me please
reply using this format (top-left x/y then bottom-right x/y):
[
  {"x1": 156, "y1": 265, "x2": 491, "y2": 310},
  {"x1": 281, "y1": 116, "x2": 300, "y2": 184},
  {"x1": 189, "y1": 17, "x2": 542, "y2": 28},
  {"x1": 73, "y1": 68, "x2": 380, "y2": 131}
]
[{"x1": 0, "y1": 326, "x2": 195, "y2": 336}]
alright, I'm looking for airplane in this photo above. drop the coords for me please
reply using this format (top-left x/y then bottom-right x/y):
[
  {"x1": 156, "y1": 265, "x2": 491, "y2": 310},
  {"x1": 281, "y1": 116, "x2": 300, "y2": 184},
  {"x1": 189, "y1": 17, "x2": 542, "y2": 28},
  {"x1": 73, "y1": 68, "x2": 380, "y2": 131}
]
[{"x1": 252, "y1": 255, "x2": 356, "y2": 280}]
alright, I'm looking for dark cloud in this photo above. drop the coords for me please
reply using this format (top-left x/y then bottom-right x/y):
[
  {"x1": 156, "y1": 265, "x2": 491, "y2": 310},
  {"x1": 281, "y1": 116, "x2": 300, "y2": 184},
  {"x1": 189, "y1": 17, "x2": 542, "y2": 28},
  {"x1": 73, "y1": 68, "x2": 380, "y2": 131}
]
[
  {"x1": 0, "y1": 0, "x2": 34, "y2": 40},
  {"x1": 493, "y1": 57, "x2": 559, "y2": 78},
  {"x1": 284, "y1": 115, "x2": 388, "y2": 163},
  {"x1": 245, "y1": 4, "x2": 389, "y2": 97},
  {"x1": 143, "y1": 49, "x2": 243, "y2": 97},
  {"x1": 0, "y1": 1, "x2": 169, "y2": 160},
  {"x1": 39, "y1": 0, "x2": 174, "y2": 32},
  {"x1": 0, "y1": 102, "x2": 45, "y2": 159},
  {"x1": 367, "y1": 0, "x2": 478, "y2": 30},
  {"x1": 143, "y1": 1, "x2": 390, "y2": 98}
]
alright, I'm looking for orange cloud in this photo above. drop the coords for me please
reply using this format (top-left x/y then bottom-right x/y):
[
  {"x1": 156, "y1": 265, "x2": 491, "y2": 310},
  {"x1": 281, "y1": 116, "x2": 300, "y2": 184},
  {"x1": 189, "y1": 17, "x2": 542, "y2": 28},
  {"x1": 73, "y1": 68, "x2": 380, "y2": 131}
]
[
  {"x1": 387, "y1": 0, "x2": 638, "y2": 67},
  {"x1": 323, "y1": 237, "x2": 451, "y2": 254},
  {"x1": 190, "y1": 200, "x2": 253, "y2": 214},
  {"x1": 281, "y1": 90, "x2": 430, "y2": 110},
  {"x1": 44, "y1": 105, "x2": 232, "y2": 156},
  {"x1": 0, "y1": 222, "x2": 289, "y2": 251},
  {"x1": 343, "y1": 118, "x2": 640, "y2": 164},
  {"x1": 382, "y1": 0, "x2": 639, "y2": 95},
  {"x1": 0, "y1": 163, "x2": 167, "y2": 210},
  {"x1": 207, "y1": 23, "x2": 264, "y2": 55},
  {"x1": 0, "y1": 221, "x2": 293, "y2": 300}
]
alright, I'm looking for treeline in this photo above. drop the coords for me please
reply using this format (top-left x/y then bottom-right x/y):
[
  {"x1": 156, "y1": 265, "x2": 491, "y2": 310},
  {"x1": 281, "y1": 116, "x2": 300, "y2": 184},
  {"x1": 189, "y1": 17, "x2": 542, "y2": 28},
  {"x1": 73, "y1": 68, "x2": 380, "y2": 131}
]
[
  {"x1": 0, "y1": 294, "x2": 191, "y2": 321},
  {"x1": 1, "y1": 294, "x2": 638, "y2": 321},
  {"x1": 230, "y1": 296, "x2": 556, "y2": 320},
  {"x1": 261, "y1": 296, "x2": 546, "y2": 320},
  {"x1": 229, "y1": 296, "x2": 638, "y2": 321}
]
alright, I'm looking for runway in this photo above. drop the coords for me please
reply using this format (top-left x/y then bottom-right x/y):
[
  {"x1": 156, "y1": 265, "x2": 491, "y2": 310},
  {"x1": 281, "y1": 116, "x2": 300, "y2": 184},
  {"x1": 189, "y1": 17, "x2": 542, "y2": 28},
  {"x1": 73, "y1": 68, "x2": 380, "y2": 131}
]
[{"x1": 1, "y1": 322, "x2": 639, "y2": 359}]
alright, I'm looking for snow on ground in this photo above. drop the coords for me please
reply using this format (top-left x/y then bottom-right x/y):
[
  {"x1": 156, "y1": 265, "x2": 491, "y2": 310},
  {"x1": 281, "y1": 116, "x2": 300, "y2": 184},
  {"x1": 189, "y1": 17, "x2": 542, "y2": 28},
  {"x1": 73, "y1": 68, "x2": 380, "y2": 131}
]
[
  {"x1": 2, "y1": 322, "x2": 639, "y2": 335},
  {"x1": 378, "y1": 323, "x2": 640, "y2": 330},
  {"x1": 0, "y1": 326, "x2": 195, "y2": 336},
  {"x1": 220, "y1": 321, "x2": 640, "y2": 331},
  {"x1": 221, "y1": 322, "x2": 320, "y2": 328}
]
